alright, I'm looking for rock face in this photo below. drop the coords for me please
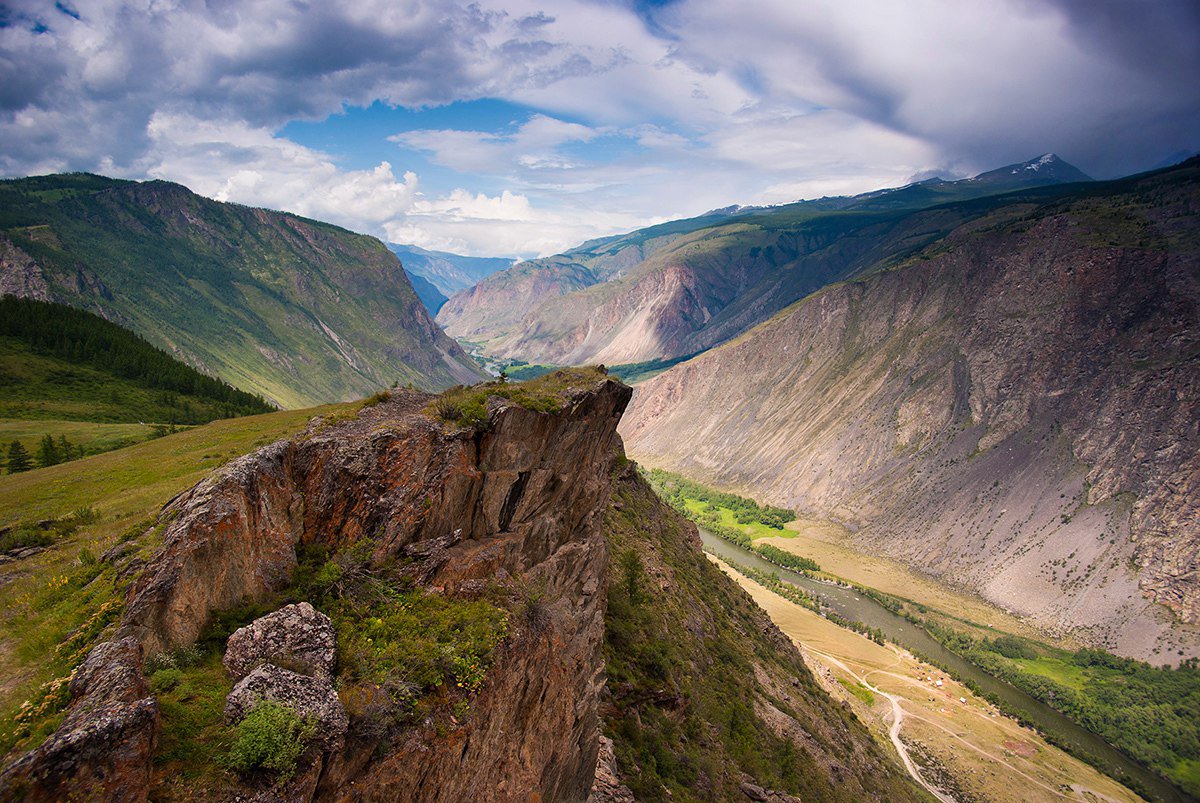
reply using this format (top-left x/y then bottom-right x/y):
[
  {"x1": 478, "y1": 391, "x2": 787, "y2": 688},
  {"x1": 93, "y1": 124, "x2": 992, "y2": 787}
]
[
  {"x1": 225, "y1": 665, "x2": 348, "y2": 752},
  {"x1": 224, "y1": 602, "x2": 337, "y2": 681},
  {"x1": 13, "y1": 372, "x2": 630, "y2": 801},
  {"x1": 623, "y1": 158, "x2": 1200, "y2": 661},
  {"x1": 0, "y1": 638, "x2": 158, "y2": 801}
]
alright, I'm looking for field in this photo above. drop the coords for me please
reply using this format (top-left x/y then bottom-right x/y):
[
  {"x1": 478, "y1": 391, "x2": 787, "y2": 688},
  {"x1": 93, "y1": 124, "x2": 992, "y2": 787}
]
[
  {"x1": 713, "y1": 556, "x2": 1144, "y2": 803},
  {"x1": 0, "y1": 419, "x2": 164, "y2": 462},
  {"x1": 760, "y1": 519, "x2": 1071, "y2": 648}
]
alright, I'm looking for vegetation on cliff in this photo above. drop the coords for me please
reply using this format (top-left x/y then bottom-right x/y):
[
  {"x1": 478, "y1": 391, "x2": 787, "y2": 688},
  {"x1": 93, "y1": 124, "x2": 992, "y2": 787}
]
[
  {"x1": 0, "y1": 404, "x2": 340, "y2": 762},
  {"x1": 426, "y1": 366, "x2": 609, "y2": 430},
  {"x1": 601, "y1": 465, "x2": 919, "y2": 801}
]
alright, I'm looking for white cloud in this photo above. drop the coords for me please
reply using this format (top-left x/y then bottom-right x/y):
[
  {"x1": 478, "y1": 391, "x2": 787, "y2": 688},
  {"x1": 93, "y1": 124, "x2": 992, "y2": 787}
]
[
  {"x1": 1, "y1": 0, "x2": 1196, "y2": 258},
  {"x1": 137, "y1": 113, "x2": 420, "y2": 230},
  {"x1": 390, "y1": 114, "x2": 600, "y2": 175}
]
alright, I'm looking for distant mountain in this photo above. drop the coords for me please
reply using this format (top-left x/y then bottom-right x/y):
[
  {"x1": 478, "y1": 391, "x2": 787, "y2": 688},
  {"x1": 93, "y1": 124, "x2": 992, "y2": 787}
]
[
  {"x1": 622, "y1": 157, "x2": 1200, "y2": 663},
  {"x1": 403, "y1": 267, "x2": 449, "y2": 315},
  {"x1": 438, "y1": 155, "x2": 1095, "y2": 367},
  {"x1": 388, "y1": 243, "x2": 514, "y2": 297},
  {"x1": 0, "y1": 174, "x2": 484, "y2": 408},
  {"x1": 969, "y1": 152, "x2": 1093, "y2": 188}
]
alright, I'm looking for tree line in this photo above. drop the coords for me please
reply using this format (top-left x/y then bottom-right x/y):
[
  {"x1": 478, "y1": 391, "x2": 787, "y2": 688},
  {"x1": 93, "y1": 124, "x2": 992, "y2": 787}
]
[{"x1": 0, "y1": 296, "x2": 272, "y2": 419}]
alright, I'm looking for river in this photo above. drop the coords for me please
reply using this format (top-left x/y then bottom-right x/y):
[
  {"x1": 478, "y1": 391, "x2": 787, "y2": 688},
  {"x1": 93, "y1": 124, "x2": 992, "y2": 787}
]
[{"x1": 700, "y1": 529, "x2": 1194, "y2": 803}]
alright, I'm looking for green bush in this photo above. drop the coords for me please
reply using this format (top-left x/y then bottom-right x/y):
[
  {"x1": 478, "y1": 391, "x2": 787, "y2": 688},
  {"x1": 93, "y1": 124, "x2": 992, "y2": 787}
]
[
  {"x1": 227, "y1": 700, "x2": 315, "y2": 781},
  {"x1": 149, "y1": 668, "x2": 183, "y2": 694}
]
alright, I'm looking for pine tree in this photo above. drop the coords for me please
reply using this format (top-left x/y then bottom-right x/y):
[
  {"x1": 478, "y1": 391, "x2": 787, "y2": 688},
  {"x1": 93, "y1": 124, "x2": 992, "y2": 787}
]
[
  {"x1": 36, "y1": 434, "x2": 60, "y2": 468},
  {"x1": 6, "y1": 441, "x2": 32, "y2": 473},
  {"x1": 57, "y1": 435, "x2": 76, "y2": 461}
]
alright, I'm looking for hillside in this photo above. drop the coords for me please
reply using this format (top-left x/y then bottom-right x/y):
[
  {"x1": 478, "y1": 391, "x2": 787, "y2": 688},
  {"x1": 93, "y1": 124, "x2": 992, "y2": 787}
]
[
  {"x1": 438, "y1": 155, "x2": 1093, "y2": 366},
  {"x1": 0, "y1": 371, "x2": 919, "y2": 801},
  {"x1": 622, "y1": 158, "x2": 1200, "y2": 663},
  {"x1": 403, "y1": 267, "x2": 449, "y2": 315},
  {"x1": 0, "y1": 174, "x2": 484, "y2": 408},
  {"x1": 0, "y1": 296, "x2": 271, "y2": 425}
]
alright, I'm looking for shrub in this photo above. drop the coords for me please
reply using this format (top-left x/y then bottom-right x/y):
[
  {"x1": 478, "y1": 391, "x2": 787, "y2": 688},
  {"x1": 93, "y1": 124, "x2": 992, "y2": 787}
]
[
  {"x1": 227, "y1": 700, "x2": 316, "y2": 782},
  {"x1": 149, "y1": 668, "x2": 183, "y2": 694}
]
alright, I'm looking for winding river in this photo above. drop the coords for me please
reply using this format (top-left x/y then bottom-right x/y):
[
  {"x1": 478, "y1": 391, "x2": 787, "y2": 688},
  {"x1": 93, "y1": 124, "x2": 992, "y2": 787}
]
[{"x1": 700, "y1": 529, "x2": 1194, "y2": 803}]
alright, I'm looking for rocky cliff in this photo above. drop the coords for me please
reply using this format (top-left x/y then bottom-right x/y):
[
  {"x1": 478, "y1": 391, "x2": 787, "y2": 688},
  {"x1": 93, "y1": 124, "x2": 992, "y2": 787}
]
[
  {"x1": 1, "y1": 369, "x2": 921, "y2": 801},
  {"x1": 623, "y1": 158, "x2": 1200, "y2": 662},
  {"x1": 0, "y1": 173, "x2": 484, "y2": 407}
]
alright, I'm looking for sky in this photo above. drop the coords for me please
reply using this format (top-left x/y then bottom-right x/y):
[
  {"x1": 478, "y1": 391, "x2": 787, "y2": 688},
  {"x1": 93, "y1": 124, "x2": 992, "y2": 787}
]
[{"x1": 1, "y1": 0, "x2": 1198, "y2": 258}]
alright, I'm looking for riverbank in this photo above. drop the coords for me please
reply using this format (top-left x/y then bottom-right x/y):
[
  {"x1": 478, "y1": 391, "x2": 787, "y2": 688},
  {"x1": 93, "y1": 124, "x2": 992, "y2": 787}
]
[{"x1": 713, "y1": 555, "x2": 1143, "y2": 803}]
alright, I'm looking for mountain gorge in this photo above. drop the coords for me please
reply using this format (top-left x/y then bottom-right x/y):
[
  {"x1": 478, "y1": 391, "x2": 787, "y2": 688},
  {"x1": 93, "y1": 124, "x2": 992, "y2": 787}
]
[
  {"x1": 437, "y1": 155, "x2": 1095, "y2": 367},
  {"x1": 622, "y1": 158, "x2": 1200, "y2": 661},
  {"x1": 0, "y1": 174, "x2": 483, "y2": 408},
  {"x1": 0, "y1": 371, "x2": 918, "y2": 801}
]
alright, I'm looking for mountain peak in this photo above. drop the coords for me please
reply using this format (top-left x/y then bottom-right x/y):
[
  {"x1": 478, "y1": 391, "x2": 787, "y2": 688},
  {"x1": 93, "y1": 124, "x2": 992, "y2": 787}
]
[{"x1": 973, "y1": 153, "x2": 1093, "y2": 187}]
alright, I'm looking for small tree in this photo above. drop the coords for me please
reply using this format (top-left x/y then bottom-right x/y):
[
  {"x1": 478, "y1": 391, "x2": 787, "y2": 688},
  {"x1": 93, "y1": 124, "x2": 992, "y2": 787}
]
[
  {"x1": 6, "y1": 441, "x2": 32, "y2": 473},
  {"x1": 36, "y1": 434, "x2": 60, "y2": 468},
  {"x1": 57, "y1": 435, "x2": 76, "y2": 461}
]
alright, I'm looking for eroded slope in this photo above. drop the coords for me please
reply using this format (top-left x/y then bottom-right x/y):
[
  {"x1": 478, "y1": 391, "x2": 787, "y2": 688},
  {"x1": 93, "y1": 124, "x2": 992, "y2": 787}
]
[{"x1": 624, "y1": 159, "x2": 1200, "y2": 661}]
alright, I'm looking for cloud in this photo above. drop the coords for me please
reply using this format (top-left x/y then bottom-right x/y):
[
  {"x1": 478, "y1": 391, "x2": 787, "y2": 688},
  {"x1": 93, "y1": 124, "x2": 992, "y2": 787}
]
[
  {"x1": 136, "y1": 113, "x2": 419, "y2": 230},
  {"x1": 652, "y1": 0, "x2": 1200, "y2": 177},
  {"x1": 1, "y1": 0, "x2": 1196, "y2": 257},
  {"x1": 390, "y1": 114, "x2": 601, "y2": 174}
]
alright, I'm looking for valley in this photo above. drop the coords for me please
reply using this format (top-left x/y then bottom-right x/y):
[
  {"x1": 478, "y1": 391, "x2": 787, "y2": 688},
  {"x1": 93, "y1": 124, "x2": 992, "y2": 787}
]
[
  {"x1": 716, "y1": 556, "x2": 1144, "y2": 803},
  {"x1": 623, "y1": 157, "x2": 1200, "y2": 664},
  {"x1": 3, "y1": 3, "x2": 1196, "y2": 800}
]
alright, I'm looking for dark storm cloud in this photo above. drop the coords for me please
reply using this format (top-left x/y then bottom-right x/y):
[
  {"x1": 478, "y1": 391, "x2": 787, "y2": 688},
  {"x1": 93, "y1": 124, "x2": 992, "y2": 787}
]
[{"x1": 657, "y1": 0, "x2": 1200, "y2": 177}]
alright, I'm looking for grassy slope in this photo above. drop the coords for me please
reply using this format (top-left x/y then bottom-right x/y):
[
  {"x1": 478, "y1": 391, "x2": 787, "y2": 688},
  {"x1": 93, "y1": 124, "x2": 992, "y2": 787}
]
[
  {"x1": 1, "y1": 174, "x2": 481, "y2": 407},
  {"x1": 0, "y1": 339, "x2": 254, "y2": 426},
  {"x1": 0, "y1": 403, "x2": 342, "y2": 759},
  {"x1": 603, "y1": 466, "x2": 921, "y2": 801}
]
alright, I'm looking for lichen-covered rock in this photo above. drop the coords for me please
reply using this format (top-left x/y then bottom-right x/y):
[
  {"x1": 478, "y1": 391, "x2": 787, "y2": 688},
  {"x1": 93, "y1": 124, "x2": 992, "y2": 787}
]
[
  {"x1": 224, "y1": 602, "x2": 336, "y2": 681},
  {"x1": 0, "y1": 637, "x2": 157, "y2": 801},
  {"x1": 225, "y1": 665, "x2": 348, "y2": 752}
]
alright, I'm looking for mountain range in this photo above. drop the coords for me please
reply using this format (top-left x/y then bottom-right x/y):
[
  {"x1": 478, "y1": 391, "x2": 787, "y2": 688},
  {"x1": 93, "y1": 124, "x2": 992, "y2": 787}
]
[
  {"x1": 0, "y1": 174, "x2": 483, "y2": 408},
  {"x1": 437, "y1": 154, "x2": 1096, "y2": 367},
  {"x1": 621, "y1": 157, "x2": 1200, "y2": 661}
]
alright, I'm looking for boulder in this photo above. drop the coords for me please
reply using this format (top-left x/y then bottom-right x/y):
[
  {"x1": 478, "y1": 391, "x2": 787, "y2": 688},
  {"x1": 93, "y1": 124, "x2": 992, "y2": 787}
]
[
  {"x1": 223, "y1": 602, "x2": 336, "y2": 681},
  {"x1": 225, "y1": 664, "x2": 348, "y2": 752},
  {"x1": 0, "y1": 638, "x2": 158, "y2": 801}
]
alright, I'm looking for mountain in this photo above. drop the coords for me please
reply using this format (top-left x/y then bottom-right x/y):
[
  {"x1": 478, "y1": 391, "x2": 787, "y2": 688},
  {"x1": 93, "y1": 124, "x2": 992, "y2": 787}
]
[
  {"x1": 0, "y1": 370, "x2": 918, "y2": 801},
  {"x1": 388, "y1": 243, "x2": 514, "y2": 297},
  {"x1": 402, "y1": 267, "x2": 448, "y2": 315},
  {"x1": 622, "y1": 158, "x2": 1200, "y2": 662},
  {"x1": 437, "y1": 155, "x2": 1094, "y2": 367},
  {"x1": 0, "y1": 296, "x2": 271, "y2": 425},
  {"x1": 968, "y1": 152, "x2": 1093, "y2": 189},
  {"x1": 0, "y1": 174, "x2": 484, "y2": 408}
]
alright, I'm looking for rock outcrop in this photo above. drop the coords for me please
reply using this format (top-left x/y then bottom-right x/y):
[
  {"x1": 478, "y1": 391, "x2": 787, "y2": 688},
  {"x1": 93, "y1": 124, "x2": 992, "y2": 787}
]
[
  {"x1": 623, "y1": 158, "x2": 1200, "y2": 661},
  {"x1": 7, "y1": 371, "x2": 630, "y2": 801},
  {"x1": 225, "y1": 665, "x2": 348, "y2": 752},
  {"x1": 223, "y1": 602, "x2": 336, "y2": 681},
  {"x1": 0, "y1": 638, "x2": 158, "y2": 801}
]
